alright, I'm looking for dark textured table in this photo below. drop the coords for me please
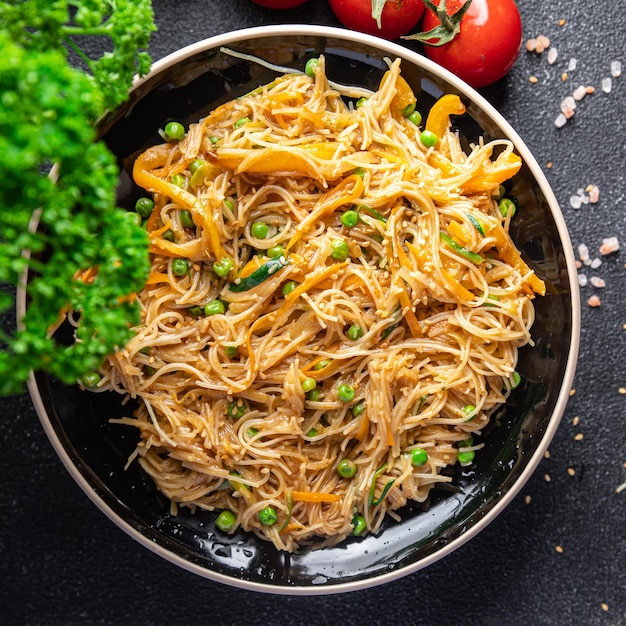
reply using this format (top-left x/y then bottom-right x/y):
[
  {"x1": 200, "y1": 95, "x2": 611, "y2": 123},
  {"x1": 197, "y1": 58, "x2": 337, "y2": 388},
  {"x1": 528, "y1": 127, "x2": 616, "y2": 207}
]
[{"x1": 2, "y1": 1, "x2": 625, "y2": 624}]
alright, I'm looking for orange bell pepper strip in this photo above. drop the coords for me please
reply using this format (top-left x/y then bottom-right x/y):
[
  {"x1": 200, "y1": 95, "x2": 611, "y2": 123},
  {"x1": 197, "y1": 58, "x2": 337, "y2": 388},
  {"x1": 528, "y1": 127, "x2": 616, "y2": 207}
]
[
  {"x1": 287, "y1": 175, "x2": 364, "y2": 249},
  {"x1": 425, "y1": 94, "x2": 466, "y2": 141},
  {"x1": 490, "y1": 222, "x2": 546, "y2": 296},
  {"x1": 208, "y1": 142, "x2": 350, "y2": 181},
  {"x1": 461, "y1": 150, "x2": 523, "y2": 194},
  {"x1": 389, "y1": 73, "x2": 417, "y2": 119},
  {"x1": 133, "y1": 145, "x2": 221, "y2": 259}
]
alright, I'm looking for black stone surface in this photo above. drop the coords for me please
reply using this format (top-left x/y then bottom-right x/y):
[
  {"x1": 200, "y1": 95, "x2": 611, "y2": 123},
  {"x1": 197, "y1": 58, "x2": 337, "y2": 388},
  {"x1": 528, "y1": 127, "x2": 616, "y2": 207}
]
[{"x1": 1, "y1": 1, "x2": 625, "y2": 624}]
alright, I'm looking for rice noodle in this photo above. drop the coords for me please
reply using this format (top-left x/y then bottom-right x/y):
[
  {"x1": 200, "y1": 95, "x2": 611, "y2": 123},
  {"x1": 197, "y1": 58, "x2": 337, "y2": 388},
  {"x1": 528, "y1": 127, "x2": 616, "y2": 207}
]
[{"x1": 97, "y1": 56, "x2": 544, "y2": 551}]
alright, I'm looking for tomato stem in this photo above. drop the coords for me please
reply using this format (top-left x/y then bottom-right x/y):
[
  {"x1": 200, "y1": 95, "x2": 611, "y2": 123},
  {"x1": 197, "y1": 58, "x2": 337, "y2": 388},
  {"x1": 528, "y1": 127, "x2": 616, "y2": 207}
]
[{"x1": 403, "y1": 0, "x2": 474, "y2": 46}]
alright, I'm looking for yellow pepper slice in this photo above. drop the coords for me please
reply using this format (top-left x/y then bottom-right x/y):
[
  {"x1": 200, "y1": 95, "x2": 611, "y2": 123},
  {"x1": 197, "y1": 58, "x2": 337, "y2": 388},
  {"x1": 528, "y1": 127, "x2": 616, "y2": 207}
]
[{"x1": 425, "y1": 94, "x2": 466, "y2": 140}]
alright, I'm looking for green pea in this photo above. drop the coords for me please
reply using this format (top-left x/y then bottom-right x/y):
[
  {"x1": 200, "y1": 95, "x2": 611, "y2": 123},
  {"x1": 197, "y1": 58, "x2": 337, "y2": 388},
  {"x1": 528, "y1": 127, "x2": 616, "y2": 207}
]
[
  {"x1": 338, "y1": 383, "x2": 355, "y2": 403},
  {"x1": 498, "y1": 197, "x2": 517, "y2": 218},
  {"x1": 408, "y1": 110, "x2": 422, "y2": 126},
  {"x1": 189, "y1": 159, "x2": 206, "y2": 175},
  {"x1": 463, "y1": 404, "x2": 477, "y2": 421},
  {"x1": 127, "y1": 212, "x2": 142, "y2": 227},
  {"x1": 459, "y1": 435, "x2": 474, "y2": 448},
  {"x1": 224, "y1": 198, "x2": 236, "y2": 213},
  {"x1": 234, "y1": 117, "x2": 251, "y2": 129},
  {"x1": 352, "y1": 167, "x2": 366, "y2": 178},
  {"x1": 81, "y1": 372, "x2": 101, "y2": 389},
  {"x1": 179, "y1": 209, "x2": 194, "y2": 229},
  {"x1": 258, "y1": 505, "x2": 278, "y2": 526},
  {"x1": 247, "y1": 427, "x2": 259, "y2": 438},
  {"x1": 330, "y1": 238, "x2": 349, "y2": 261},
  {"x1": 337, "y1": 459, "x2": 357, "y2": 478},
  {"x1": 267, "y1": 245, "x2": 285, "y2": 259},
  {"x1": 282, "y1": 280, "x2": 298, "y2": 296},
  {"x1": 135, "y1": 197, "x2": 154, "y2": 218},
  {"x1": 352, "y1": 514, "x2": 366, "y2": 536},
  {"x1": 162, "y1": 229, "x2": 175, "y2": 242},
  {"x1": 306, "y1": 427, "x2": 318, "y2": 437},
  {"x1": 347, "y1": 324, "x2": 363, "y2": 340},
  {"x1": 411, "y1": 448, "x2": 428, "y2": 466},
  {"x1": 171, "y1": 258, "x2": 188, "y2": 276},
  {"x1": 301, "y1": 377, "x2": 316, "y2": 393},
  {"x1": 305, "y1": 57, "x2": 319, "y2": 77},
  {"x1": 313, "y1": 359, "x2": 331, "y2": 371},
  {"x1": 188, "y1": 305, "x2": 204, "y2": 316},
  {"x1": 457, "y1": 450, "x2": 475, "y2": 465},
  {"x1": 341, "y1": 210, "x2": 359, "y2": 228},
  {"x1": 402, "y1": 102, "x2": 416, "y2": 117},
  {"x1": 511, "y1": 371, "x2": 522, "y2": 389},
  {"x1": 227, "y1": 400, "x2": 246, "y2": 419},
  {"x1": 213, "y1": 257, "x2": 234, "y2": 278},
  {"x1": 171, "y1": 173, "x2": 185, "y2": 188},
  {"x1": 225, "y1": 345, "x2": 239, "y2": 358},
  {"x1": 356, "y1": 97, "x2": 368, "y2": 108},
  {"x1": 163, "y1": 121, "x2": 185, "y2": 142},
  {"x1": 420, "y1": 130, "x2": 438, "y2": 147},
  {"x1": 352, "y1": 401, "x2": 364, "y2": 417},
  {"x1": 306, "y1": 389, "x2": 322, "y2": 401},
  {"x1": 215, "y1": 510, "x2": 237, "y2": 532},
  {"x1": 204, "y1": 299, "x2": 225, "y2": 316},
  {"x1": 494, "y1": 184, "x2": 506, "y2": 200},
  {"x1": 210, "y1": 135, "x2": 221, "y2": 145},
  {"x1": 251, "y1": 221, "x2": 270, "y2": 239}
]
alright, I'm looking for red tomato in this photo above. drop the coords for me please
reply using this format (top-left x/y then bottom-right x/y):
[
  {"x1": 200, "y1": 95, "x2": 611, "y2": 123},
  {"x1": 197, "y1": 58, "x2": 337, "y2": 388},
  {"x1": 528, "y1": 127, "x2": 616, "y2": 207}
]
[
  {"x1": 252, "y1": 0, "x2": 308, "y2": 8},
  {"x1": 420, "y1": 0, "x2": 522, "y2": 88},
  {"x1": 329, "y1": 0, "x2": 426, "y2": 40}
]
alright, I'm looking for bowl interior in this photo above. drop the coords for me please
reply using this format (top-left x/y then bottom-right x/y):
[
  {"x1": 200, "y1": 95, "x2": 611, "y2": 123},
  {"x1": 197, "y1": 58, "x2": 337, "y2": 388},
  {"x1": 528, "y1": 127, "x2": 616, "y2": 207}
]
[{"x1": 30, "y1": 27, "x2": 577, "y2": 593}]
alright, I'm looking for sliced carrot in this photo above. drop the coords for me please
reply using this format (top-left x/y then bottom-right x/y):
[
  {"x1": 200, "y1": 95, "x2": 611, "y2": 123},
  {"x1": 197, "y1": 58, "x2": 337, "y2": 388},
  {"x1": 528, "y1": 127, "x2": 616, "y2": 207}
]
[
  {"x1": 286, "y1": 175, "x2": 364, "y2": 249},
  {"x1": 291, "y1": 491, "x2": 341, "y2": 503},
  {"x1": 272, "y1": 262, "x2": 349, "y2": 320},
  {"x1": 144, "y1": 272, "x2": 170, "y2": 285},
  {"x1": 398, "y1": 283, "x2": 421, "y2": 338},
  {"x1": 354, "y1": 412, "x2": 370, "y2": 442}
]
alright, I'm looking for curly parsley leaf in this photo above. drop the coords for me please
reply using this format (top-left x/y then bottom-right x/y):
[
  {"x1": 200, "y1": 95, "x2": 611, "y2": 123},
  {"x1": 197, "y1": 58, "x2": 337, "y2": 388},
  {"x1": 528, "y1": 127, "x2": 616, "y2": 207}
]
[{"x1": 0, "y1": 1, "x2": 155, "y2": 395}]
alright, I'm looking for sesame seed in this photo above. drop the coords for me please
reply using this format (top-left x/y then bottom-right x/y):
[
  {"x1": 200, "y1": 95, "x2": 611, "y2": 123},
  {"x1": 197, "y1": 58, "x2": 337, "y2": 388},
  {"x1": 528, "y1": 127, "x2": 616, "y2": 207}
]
[
  {"x1": 544, "y1": 473, "x2": 551, "y2": 482},
  {"x1": 555, "y1": 545, "x2": 564, "y2": 553},
  {"x1": 574, "y1": 433, "x2": 584, "y2": 441},
  {"x1": 544, "y1": 449, "x2": 551, "y2": 459},
  {"x1": 525, "y1": 495, "x2": 531, "y2": 505},
  {"x1": 572, "y1": 416, "x2": 580, "y2": 426},
  {"x1": 619, "y1": 388, "x2": 626, "y2": 394},
  {"x1": 562, "y1": 72, "x2": 568, "y2": 82},
  {"x1": 567, "y1": 467, "x2": 575, "y2": 476},
  {"x1": 529, "y1": 76, "x2": 539, "y2": 84},
  {"x1": 601, "y1": 603, "x2": 609, "y2": 612},
  {"x1": 547, "y1": 162, "x2": 553, "y2": 169},
  {"x1": 559, "y1": 18, "x2": 566, "y2": 26},
  {"x1": 569, "y1": 388, "x2": 576, "y2": 396}
]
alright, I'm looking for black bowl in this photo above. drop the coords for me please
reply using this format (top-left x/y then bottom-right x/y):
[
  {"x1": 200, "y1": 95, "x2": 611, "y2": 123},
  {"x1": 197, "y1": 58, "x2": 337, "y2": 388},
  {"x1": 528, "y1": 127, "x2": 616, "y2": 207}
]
[{"x1": 24, "y1": 25, "x2": 580, "y2": 594}]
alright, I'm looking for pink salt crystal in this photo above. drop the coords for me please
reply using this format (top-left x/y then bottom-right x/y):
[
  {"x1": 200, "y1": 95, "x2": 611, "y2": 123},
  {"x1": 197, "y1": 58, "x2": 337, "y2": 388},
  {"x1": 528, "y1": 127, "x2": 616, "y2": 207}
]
[
  {"x1": 587, "y1": 295, "x2": 602, "y2": 307},
  {"x1": 588, "y1": 185, "x2": 600, "y2": 203},
  {"x1": 599, "y1": 237, "x2": 620, "y2": 255}
]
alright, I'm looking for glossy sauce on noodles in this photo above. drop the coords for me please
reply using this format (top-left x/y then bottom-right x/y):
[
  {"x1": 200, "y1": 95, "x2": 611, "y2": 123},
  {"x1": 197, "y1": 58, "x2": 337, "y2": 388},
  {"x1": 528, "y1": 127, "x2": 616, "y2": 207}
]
[{"x1": 96, "y1": 56, "x2": 544, "y2": 551}]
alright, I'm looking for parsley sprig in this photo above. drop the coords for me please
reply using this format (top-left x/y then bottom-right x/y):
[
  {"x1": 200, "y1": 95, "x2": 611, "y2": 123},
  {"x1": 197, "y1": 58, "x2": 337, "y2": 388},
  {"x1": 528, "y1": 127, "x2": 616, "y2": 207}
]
[{"x1": 0, "y1": 0, "x2": 156, "y2": 395}]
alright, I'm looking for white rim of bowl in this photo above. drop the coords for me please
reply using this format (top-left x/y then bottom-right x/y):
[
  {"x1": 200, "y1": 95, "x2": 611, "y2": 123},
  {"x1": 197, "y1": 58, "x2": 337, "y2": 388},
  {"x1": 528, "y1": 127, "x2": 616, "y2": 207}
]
[{"x1": 22, "y1": 24, "x2": 581, "y2": 595}]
